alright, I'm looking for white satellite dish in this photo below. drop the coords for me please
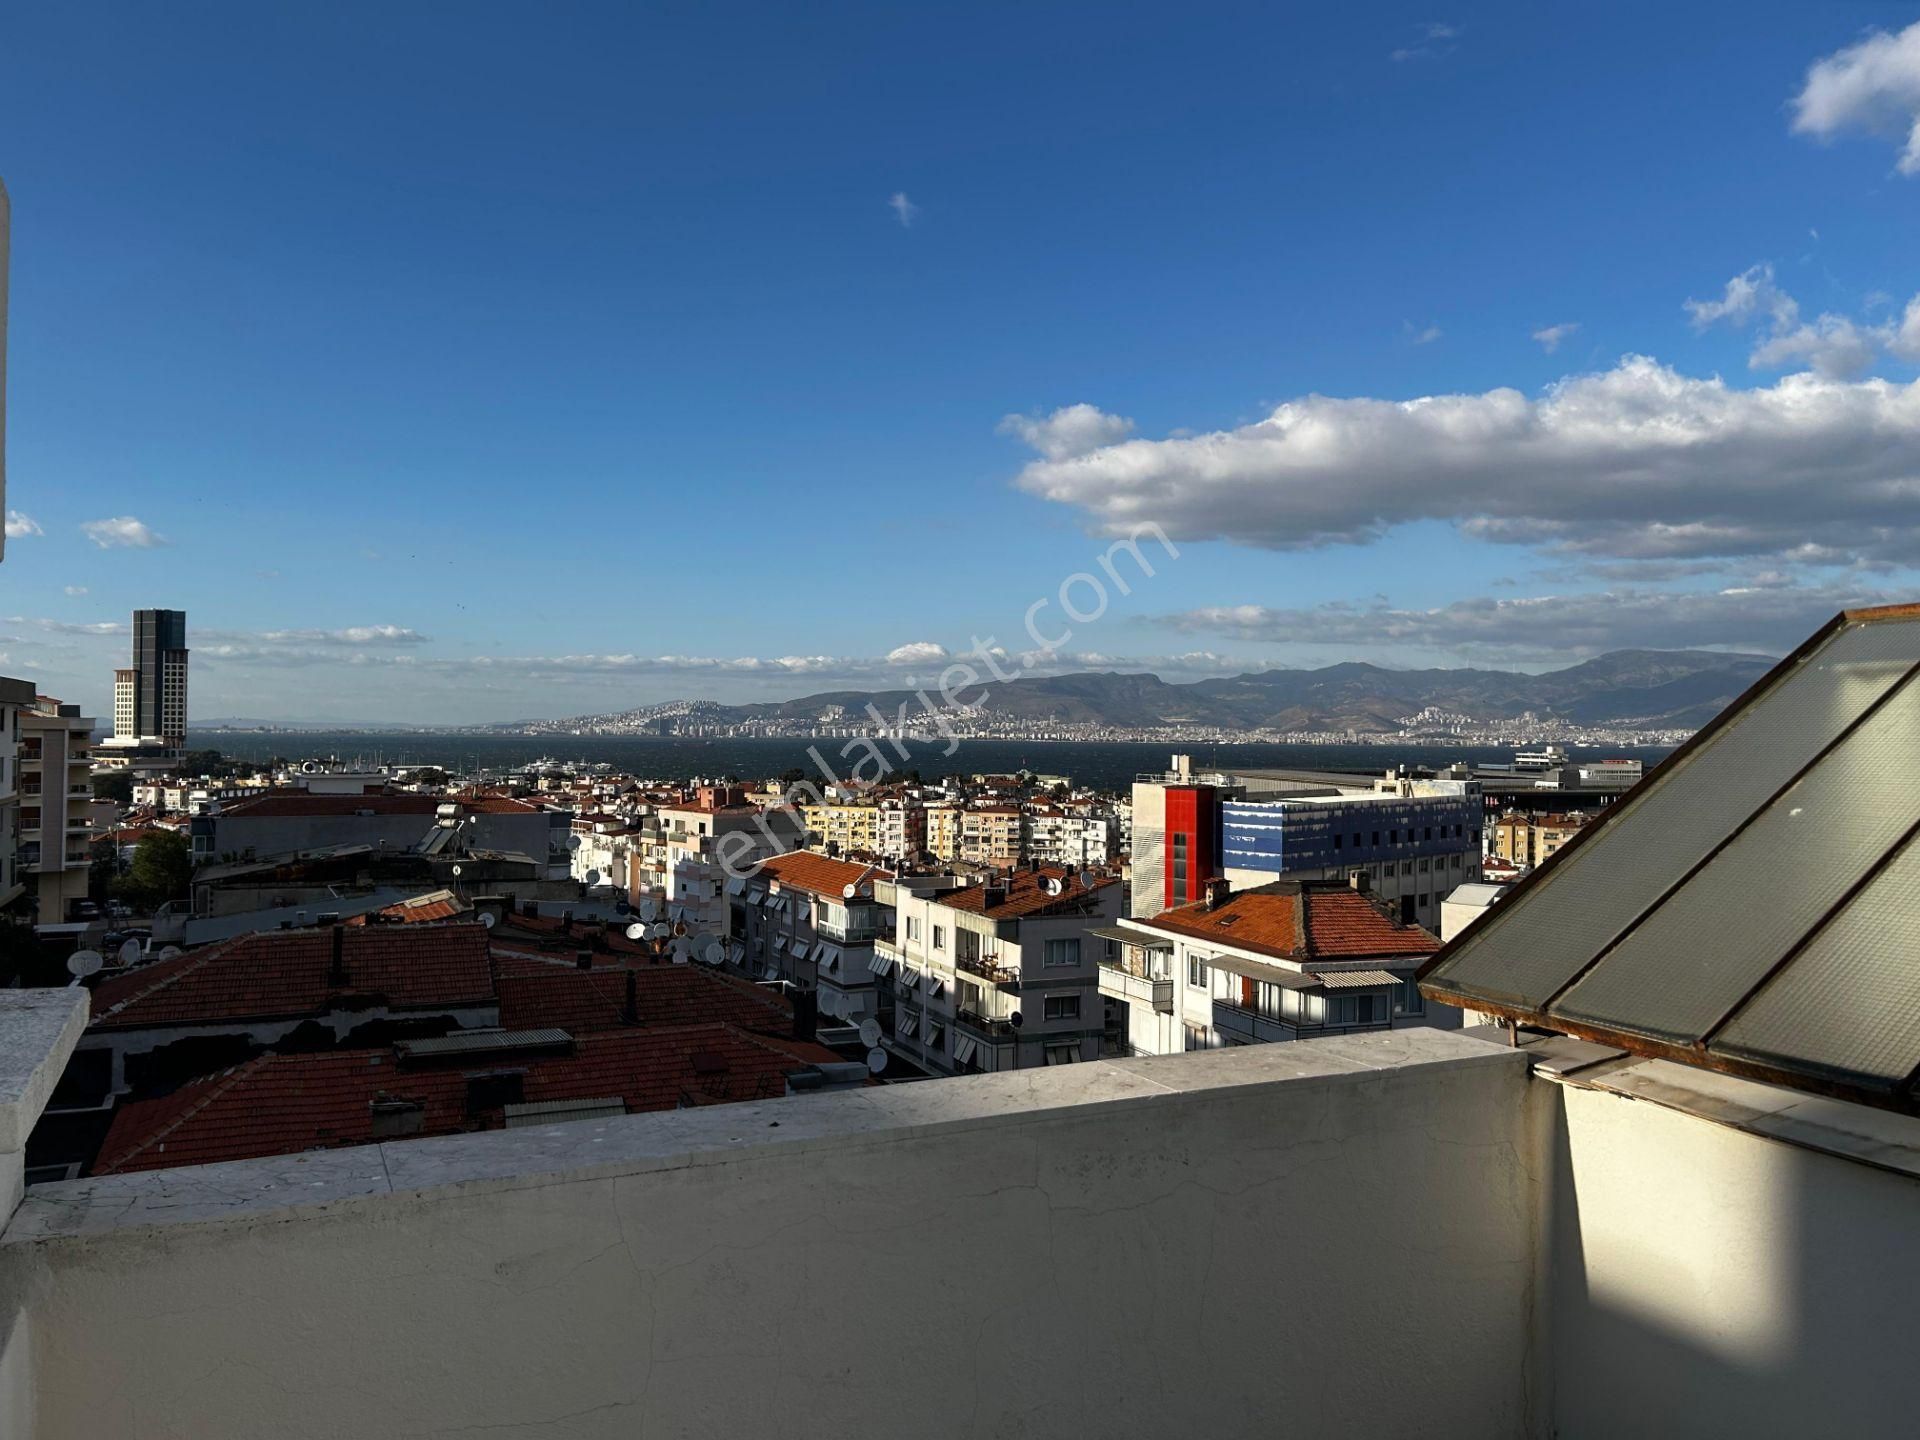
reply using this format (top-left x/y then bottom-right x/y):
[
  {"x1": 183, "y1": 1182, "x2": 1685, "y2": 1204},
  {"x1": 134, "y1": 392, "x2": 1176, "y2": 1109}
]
[
  {"x1": 479, "y1": 912, "x2": 497, "y2": 930},
  {"x1": 1044, "y1": 877, "x2": 1064, "y2": 896},
  {"x1": 451, "y1": 864, "x2": 463, "y2": 877},
  {"x1": 637, "y1": 898, "x2": 658, "y2": 921},
  {"x1": 671, "y1": 938, "x2": 691, "y2": 965},
  {"x1": 647, "y1": 922, "x2": 669, "y2": 940},
  {"x1": 842, "y1": 883, "x2": 857, "y2": 899},
  {"x1": 858, "y1": 1017, "x2": 882, "y2": 1048},
  {"x1": 117, "y1": 939, "x2": 142, "y2": 967},
  {"x1": 67, "y1": 950, "x2": 104, "y2": 978},
  {"x1": 585, "y1": 868, "x2": 601, "y2": 887},
  {"x1": 700, "y1": 937, "x2": 723, "y2": 964},
  {"x1": 625, "y1": 922, "x2": 645, "y2": 941},
  {"x1": 158, "y1": 946, "x2": 183, "y2": 961},
  {"x1": 866, "y1": 1047, "x2": 889, "y2": 1075}
]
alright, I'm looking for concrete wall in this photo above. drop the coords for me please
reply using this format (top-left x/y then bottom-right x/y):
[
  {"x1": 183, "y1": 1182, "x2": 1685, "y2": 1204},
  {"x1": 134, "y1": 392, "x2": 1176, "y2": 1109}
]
[
  {"x1": 1547, "y1": 1077, "x2": 1920, "y2": 1439},
  {"x1": 1, "y1": 1031, "x2": 1538, "y2": 1439}
]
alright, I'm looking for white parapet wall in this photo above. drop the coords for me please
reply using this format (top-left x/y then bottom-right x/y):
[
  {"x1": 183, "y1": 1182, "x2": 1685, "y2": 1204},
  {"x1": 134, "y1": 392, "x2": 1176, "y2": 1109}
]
[{"x1": 0, "y1": 1029, "x2": 1538, "y2": 1439}]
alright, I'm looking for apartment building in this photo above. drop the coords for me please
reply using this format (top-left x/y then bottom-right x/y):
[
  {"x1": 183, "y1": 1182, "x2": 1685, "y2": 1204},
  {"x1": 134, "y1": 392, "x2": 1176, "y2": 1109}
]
[
  {"x1": 19, "y1": 698, "x2": 96, "y2": 923},
  {"x1": 800, "y1": 800, "x2": 879, "y2": 856},
  {"x1": 1024, "y1": 806, "x2": 1117, "y2": 867},
  {"x1": 0, "y1": 674, "x2": 33, "y2": 908},
  {"x1": 1488, "y1": 810, "x2": 1590, "y2": 869},
  {"x1": 958, "y1": 805, "x2": 1022, "y2": 866},
  {"x1": 874, "y1": 865, "x2": 1123, "y2": 1074},
  {"x1": 725, "y1": 850, "x2": 891, "y2": 1022},
  {"x1": 874, "y1": 798, "x2": 925, "y2": 862},
  {"x1": 924, "y1": 802, "x2": 959, "y2": 860},
  {"x1": 1101, "y1": 877, "x2": 1444, "y2": 1057},
  {"x1": 625, "y1": 792, "x2": 802, "y2": 935}
]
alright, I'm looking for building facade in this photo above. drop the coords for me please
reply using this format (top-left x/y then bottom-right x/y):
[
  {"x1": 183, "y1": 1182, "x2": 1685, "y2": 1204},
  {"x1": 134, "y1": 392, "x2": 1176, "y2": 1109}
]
[
  {"x1": 19, "y1": 698, "x2": 96, "y2": 923},
  {"x1": 0, "y1": 675, "x2": 34, "y2": 909},
  {"x1": 724, "y1": 851, "x2": 891, "y2": 1022}
]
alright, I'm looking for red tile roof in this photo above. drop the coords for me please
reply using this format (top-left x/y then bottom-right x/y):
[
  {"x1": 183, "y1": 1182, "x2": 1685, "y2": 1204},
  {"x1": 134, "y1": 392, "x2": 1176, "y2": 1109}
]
[
  {"x1": 754, "y1": 851, "x2": 892, "y2": 898},
  {"x1": 493, "y1": 956, "x2": 794, "y2": 1036},
  {"x1": 218, "y1": 790, "x2": 541, "y2": 818},
  {"x1": 1139, "y1": 886, "x2": 1436, "y2": 963},
  {"x1": 86, "y1": 925, "x2": 497, "y2": 1030},
  {"x1": 94, "y1": 1023, "x2": 847, "y2": 1174},
  {"x1": 933, "y1": 866, "x2": 1120, "y2": 919}
]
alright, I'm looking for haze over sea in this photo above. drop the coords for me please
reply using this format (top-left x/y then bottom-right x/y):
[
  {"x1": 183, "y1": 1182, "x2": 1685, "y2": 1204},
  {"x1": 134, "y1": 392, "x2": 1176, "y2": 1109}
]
[{"x1": 190, "y1": 732, "x2": 1677, "y2": 794}]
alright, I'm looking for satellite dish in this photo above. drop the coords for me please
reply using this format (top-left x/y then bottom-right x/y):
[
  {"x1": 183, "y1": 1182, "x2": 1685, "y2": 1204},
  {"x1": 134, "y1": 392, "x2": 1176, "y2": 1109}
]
[
  {"x1": 1044, "y1": 878, "x2": 1064, "y2": 896},
  {"x1": 625, "y1": 922, "x2": 645, "y2": 941},
  {"x1": 614, "y1": 900, "x2": 630, "y2": 916},
  {"x1": 672, "y1": 921, "x2": 688, "y2": 937},
  {"x1": 67, "y1": 950, "x2": 104, "y2": 978},
  {"x1": 158, "y1": 946, "x2": 183, "y2": 961},
  {"x1": 842, "y1": 883, "x2": 857, "y2": 899},
  {"x1": 671, "y1": 939, "x2": 691, "y2": 964},
  {"x1": 637, "y1": 898, "x2": 658, "y2": 921},
  {"x1": 858, "y1": 1017, "x2": 882, "y2": 1047},
  {"x1": 585, "y1": 868, "x2": 601, "y2": 887},
  {"x1": 1009, "y1": 1010, "x2": 1024, "y2": 1029},
  {"x1": 1078, "y1": 870, "x2": 1094, "y2": 889},
  {"x1": 866, "y1": 1047, "x2": 889, "y2": 1075},
  {"x1": 857, "y1": 882, "x2": 873, "y2": 898},
  {"x1": 479, "y1": 912, "x2": 497, "y2": 929},
  {"x1": 451, "y1": 864, "x2": 464, "y2": 877},
  {"x1": 648, "y1": 922, "x2": 669, "y2": 940},
  {"x1": 117, "y1": 939, "x2": 142, "y2": 967},
  {"x1": 700, "y1": 937, "x2": 723, "y2": 965},
  {"x1": 567, "y1": 834, "x2": 582, "y2": 850}
]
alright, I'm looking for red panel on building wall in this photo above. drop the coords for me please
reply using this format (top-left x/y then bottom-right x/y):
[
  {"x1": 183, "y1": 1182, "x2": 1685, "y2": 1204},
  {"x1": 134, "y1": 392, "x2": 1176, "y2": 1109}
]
[{"x1": 1163, "y1": 785, "x2": 1220, "y2": 907}]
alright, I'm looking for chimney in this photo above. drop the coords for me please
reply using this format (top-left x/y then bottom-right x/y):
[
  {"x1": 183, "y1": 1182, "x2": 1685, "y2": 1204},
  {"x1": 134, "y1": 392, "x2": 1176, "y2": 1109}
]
[
  {"x1": 576, "y1": 949, "x2": 593, "y2": 971},
  {"x1": 1204, "y1": 877, "x2": 1233, "y2": 911},
  {"x1": 623, "y1": 968, "x2": 639, "y2": 1026},
  {"x1": 791, "y1": 988, "x2": 818, "y2": 1045},
  {"x1": 329, "y1": 924, "x2": 347, "y2": 986}
]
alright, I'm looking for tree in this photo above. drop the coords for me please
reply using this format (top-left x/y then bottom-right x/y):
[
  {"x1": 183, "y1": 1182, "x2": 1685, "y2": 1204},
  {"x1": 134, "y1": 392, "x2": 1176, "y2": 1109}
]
[
  {"x1": 400, "y1": 766, "x2": 449, "y2": 786},
  {"x1": 114, "y1": 832, "x2": 193, "y2": 911},
  {"x1": 92, "y1": 770, "x2": 135, "y2": 806}
]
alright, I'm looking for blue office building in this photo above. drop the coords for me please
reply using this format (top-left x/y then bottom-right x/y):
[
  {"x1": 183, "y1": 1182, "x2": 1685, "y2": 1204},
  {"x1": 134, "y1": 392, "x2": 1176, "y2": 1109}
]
[{"x1": 1222, "y1": 792, "x2": 1482, "y2": 881}]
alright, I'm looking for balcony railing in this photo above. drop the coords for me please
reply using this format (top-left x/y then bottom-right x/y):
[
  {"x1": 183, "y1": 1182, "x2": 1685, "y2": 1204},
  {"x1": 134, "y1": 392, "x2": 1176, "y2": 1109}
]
[
  {"x1": 956, "y1": 953, "x2": 1019, "y2": 986},
  {"x1": 954, "y1": 1007, "x2": 1016, "y2": 1038}
]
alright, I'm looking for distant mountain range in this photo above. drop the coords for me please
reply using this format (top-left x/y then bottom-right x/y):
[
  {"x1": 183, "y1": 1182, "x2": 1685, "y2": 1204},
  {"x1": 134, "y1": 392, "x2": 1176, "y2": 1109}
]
[{"x1": 536, "y1": 649, "x2": 1780, "y2": 735}]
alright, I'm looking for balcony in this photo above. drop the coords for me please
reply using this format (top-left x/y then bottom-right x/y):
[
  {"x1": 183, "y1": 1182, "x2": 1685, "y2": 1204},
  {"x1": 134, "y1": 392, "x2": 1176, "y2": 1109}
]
[
  {"x1": 1097, "y1": 959, "x2": 1175, "y2": 1015},
  {"x1": 3, "y1": 994, "x2": 1920, "y2": 1438},
  {"x1": 954, "y1": 951, "x2": 1019, "y2": 987}
]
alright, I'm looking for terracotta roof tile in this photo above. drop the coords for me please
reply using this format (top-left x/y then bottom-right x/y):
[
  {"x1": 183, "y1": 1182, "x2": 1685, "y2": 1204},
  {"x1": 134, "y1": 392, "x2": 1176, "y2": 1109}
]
[
  {"x1": 933, "y1": 866, "x2": 1119, "y2": 919},
  {"x1": 1140, "y1": 886, "x2": 1437, "y2": 963}
]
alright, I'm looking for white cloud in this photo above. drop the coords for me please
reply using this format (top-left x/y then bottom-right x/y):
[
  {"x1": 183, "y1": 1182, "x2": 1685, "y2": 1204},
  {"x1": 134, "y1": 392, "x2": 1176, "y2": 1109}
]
[
  {"x1": 1161, "y1": 582, "x2": 1890, "y2": 661},
  {"x1": 997, "y1": 404, "x2": 1137, "y2": 461},
  {"x1": 888, "y1": 192, "x2": 919, "y2": 228},
  {"x1": 1005, "y1": 357, "x2": 1920, "y2": 564},
  {"x1": 1689, "y1": 263, "x2": 1920, "y2": 379},
  {"x1": 1749, "y1": 313, "x2": 1882, "y2": 380},
  {"x1": 5, "y1": 511, "x2": 42, "y2": 539},
  {"x1": 10, "y1": 617, "x2": 126, "y2": 637},
  {"x1": 1792, "y1": 20, "x2": 1920, "y2": 175},
  {"x1": 1404, "y1": 322, "x2": 1443, "y2": 345},
  {"x1": 80, "y1": 516, "x2": 167, "y2": 549},
  {"x1": 884, "y1": 641, "x2": 950, "y2": 666},
  {"x1": 63, "y1": 586, "x2": 88, "y2": 597},
  {"x1": 253, "y1": 625, "x2": 429, "y2": 647},
  {"x1": 1390, "y1": 21, "x2": 1460, "y2": 61},
  {"x1": 1685, "y1": 263, "x2": 1799, "y2": 331},
  {"x1": 1532, "y1": 322, "x2": 1580, "y2": 353}
]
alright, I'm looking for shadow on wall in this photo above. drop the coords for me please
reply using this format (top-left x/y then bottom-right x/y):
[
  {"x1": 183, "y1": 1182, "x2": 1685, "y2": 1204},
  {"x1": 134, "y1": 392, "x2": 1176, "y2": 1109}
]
[{"x1": 1545, "y1": 1082, "x2": 1920, "y2": 1438}]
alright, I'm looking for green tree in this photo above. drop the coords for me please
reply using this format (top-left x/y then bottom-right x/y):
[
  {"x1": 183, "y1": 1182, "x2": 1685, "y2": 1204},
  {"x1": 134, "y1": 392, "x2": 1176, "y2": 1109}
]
[
  {"x1": 114, "y1": 831, "x2": 193, "y2": 911},
  {"x1": 92, "y1": 770, "x2": 135, "y2": 806}
]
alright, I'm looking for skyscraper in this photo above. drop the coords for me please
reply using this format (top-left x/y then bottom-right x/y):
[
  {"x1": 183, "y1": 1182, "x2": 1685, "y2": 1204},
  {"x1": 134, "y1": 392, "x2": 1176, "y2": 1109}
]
[{"x1": 108, "y1": 608, "x2": 189, "y2": 748}]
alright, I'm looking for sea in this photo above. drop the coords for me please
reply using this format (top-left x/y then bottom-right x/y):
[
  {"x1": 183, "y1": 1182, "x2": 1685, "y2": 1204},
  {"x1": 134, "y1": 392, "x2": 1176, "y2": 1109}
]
[{"x1": 189, "y1": 732, "x2": 1677, "y2": 794}]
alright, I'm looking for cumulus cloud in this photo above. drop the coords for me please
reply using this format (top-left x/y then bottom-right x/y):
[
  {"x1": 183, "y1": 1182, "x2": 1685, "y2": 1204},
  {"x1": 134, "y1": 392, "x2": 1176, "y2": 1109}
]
[
  {"x1": 1160, "y1": 582, "x2": 1890, "y2": 661},
  {"x1": 10, "y1": 617, "x2": 126, "y2": 637},
  {"x1": 1688, "y1": 263, "x2": 1920, "y2": 379},
  {"x1": 1007, "y1": 357, "x2": 1920, "y2": 565},
  {"x1": 884, "y1": 641, "x2": 950, "y2": 666},
  {"x1": 1532, "y1": 322, "x2": 1580, "y2": 353},
  {"x1": 80, "y1": 516, "x2": 167, "y2": 549},
  {"x1": 5, "y1": 511, "x2": 41, "y2": 539},
  {"x1": 888, "y1": 192, "x2": 919, "y2": 227},
  {"x1": 254, "y1": 625, "x2": 429, "y2": 647},
  {"x1": 1793, "y1": 20, "x2": 1920, "y2": 174},
  {"x1": 1684, "y1": 264, "x2": 1799, "y2": 331},
  {"x1": 998, "y1": 404, "x2": 1137, "y2": 461}
]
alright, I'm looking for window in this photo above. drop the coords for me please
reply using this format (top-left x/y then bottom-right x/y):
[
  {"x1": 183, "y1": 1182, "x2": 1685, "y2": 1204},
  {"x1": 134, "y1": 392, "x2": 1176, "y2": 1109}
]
[
  {"x1": 905, "y1": 915, "x2": 920, "y2": 942},
  {"x1": 1422, "y1": 827, "x2": 1432, "y2": 841},
  {"x1": 1043, "y1": 937, "x2": 1081, "y2": 967},
  {"x1": 1043, "y1": 993, "x2": 1080, "y2": 1021},
  {"x1": 1352, "y1": 831, "x2": 1361, "y2": 848},
  {"x1": 1187, "y1": 956, "x2": 1209, "y2": 988},
  {"x1": 1397, "y1": 976, "x2": 1425, "y2": 1016},
  {"x1": 1371, "y1": 831, "x2": 1380, "y2": 846},
  {"x1": 1333, "y1": 833, "x2": 1343, "y2": 851},
  {"x1": 1183, "y1": 1024, "x2": 1209, "y2": 1052},
  {"x1": 933, "y1": 924, "x2": 946, "y2": 951}
]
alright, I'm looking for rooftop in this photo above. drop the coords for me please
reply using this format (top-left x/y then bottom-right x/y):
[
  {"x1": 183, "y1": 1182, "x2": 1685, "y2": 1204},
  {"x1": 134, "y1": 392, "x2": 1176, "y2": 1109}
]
[
  {"x1": 1135, "y1": 881, "x2": 1439, "y2": 964},
  {"x1": 928, "y1": 865, "x2": 1120, "y2": 919},
  {"x1": 753, "y1": 850, "x2": 891, "y2": 898}
]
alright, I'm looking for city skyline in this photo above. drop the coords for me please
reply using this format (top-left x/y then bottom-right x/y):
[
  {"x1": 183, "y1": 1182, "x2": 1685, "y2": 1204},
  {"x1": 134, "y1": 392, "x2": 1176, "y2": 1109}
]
[{"x1": 5, "y1": 3, "x2": 1920, "y2": 722}]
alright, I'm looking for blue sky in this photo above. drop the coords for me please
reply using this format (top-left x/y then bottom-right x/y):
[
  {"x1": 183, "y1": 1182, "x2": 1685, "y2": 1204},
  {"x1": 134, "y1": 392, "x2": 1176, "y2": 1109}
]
[{"x1": 5, "y1": 1, "x2": 1920, "y2": 722}]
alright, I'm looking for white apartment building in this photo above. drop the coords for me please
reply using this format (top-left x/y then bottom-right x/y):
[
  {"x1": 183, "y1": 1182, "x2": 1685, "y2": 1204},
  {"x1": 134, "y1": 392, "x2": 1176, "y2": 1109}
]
[
  {"x1": 624, "y1": 794, "x2": 802, "y2": 937},
  {"x1": 873, "y1": 865, "x2": 1123, "y2": 1075},
  {"x1": 1024, "y1": 806, "x2": 1117, "y2": 867},
  {"x1": 0, "y1": 675, "x2": 34, "y2": 909},
  {"x1": 1100, "y1": 877, "x2": 1451, "y2": 1058},
  {"x1": 18, "y1": 699, "x2": 96, "y2": 924},
  {"x1": 725, "y1": 851, "x2": 892, "y2": 1022},
  {"x1": 569, "y1": 812, "x2": 636, "y2": 890}
]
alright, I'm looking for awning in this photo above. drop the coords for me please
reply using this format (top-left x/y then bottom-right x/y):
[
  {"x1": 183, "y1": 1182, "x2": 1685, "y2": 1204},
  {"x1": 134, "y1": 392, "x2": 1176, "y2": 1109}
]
[
  {"x1": 748, "y1": 889, "x2": 767, "y2": 906},
  {"x1": 1089, "y1": 924, "x2": 1170, "y2": 948},
  {"x1": 1204, "y1": 955, "x2": 1321, "y2": 990},
  {"x1": 816, "y1": 944, "x2": 842, "y2": 974},
  {"x1": 1314, "y1": 969, "x2": 1407, "y2": 990},
  {"x1": 954, "y1": 1035, "x2": 978, "y2": 1065},
  {"x1": 772, "y1": 935, "x2": 788, "y2": 953},
  {"x1": 869, "y1": 952, "x2": 894, "y2": 978},
  {"x1": 928, "y1": 977, "x2": 946, "y2": 999},
  {"x1": 898, "y1": 966, "x2": 920, "y2": 990},
  {"x1": 725, "y1": 877, "x2": 746, "y2": 896},
  {"x1": 897, "y1": 1014, "x2": 918, "y2": 1040},
  {"x1": 924, "y1": 1022, "x2": 944, "y2": 1049},
  {"x1": 1045, "y1": 1042, "x2": 1081, "y2": 1065}
]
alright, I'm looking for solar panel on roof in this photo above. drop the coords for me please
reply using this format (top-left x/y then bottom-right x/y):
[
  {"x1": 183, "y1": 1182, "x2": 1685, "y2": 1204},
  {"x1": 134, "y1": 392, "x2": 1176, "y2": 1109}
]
[
  {"x1": 1554, "y1": 667, "x2": 1920, "y2": 1044},
  {"x1": 1425, "y1": 620, "x2": 1920, "y2": 1013},
  {"x1": 1713, "y1": 831, "x2": 1920, "y2": 1092}
]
